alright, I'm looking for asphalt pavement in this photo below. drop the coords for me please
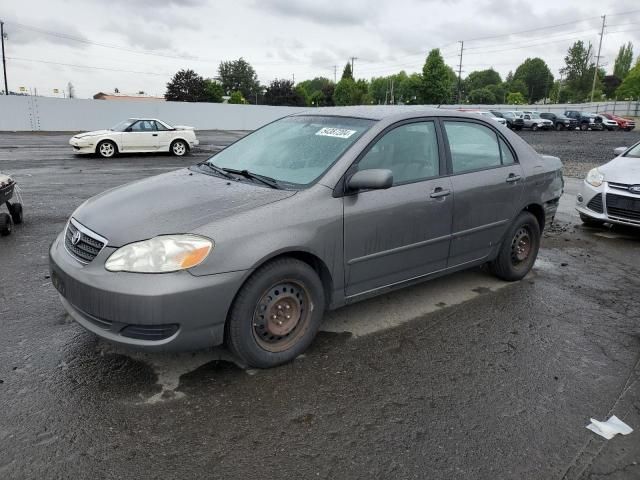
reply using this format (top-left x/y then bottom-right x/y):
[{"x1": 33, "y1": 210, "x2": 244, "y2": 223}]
[{"x1": 1, "y1": 130, "x2": 639, "y2": 479}]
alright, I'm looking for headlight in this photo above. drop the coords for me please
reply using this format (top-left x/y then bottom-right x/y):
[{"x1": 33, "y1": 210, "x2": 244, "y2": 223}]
[
  {"x1": 586, "y1": 168, "x2": 604, "y2": 187},
  {"x1": 105, "y1": 235, "x2": 213, "y2": 273}
]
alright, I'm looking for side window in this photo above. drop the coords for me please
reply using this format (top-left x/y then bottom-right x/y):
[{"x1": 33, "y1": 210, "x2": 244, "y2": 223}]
[
  {"x1": 154, "y1": 121, "x2": 169, "y2": 131},
  {"x1": 130, "y1": 120, "x2": 156, "y2": 132},
  {"x1": 444, "y1": 121, "x2": 502, "y2": 174},
  {"x1": 357, "y1": 122, "x2": 439, "y2": 185},
  {"x1": 499, "y1": 138, "x2": 516, "y2": 165}
]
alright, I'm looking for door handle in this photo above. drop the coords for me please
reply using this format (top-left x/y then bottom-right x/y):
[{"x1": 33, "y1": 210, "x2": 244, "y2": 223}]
[
  {"x1": 430, "y1": 187, "x2": 451, "y2": 198},
  {"x1": 506, "y1": 174, "x2": 521, "y2": 183},
  {"x1": 152, "y1": 134, "x2": 158, "y2": 136}
]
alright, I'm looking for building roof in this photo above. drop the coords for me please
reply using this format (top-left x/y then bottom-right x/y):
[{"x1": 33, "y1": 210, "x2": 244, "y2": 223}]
[{"x1": 93, "y1": 92, "x2": 165, "y2": 101}]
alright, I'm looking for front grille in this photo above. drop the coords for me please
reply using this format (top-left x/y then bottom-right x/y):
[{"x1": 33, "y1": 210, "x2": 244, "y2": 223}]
[
  {"x1": 120, "y1": 324, "x2": 179, "y2": 341},
  {"x1": 587, "y1": 194, "x2": 604, "y2": 213},
  {"x1": 64, "y1": 219, "x2": 106, "y2": 264},
  {"x1": 606, "y1": 193, "x2": 640, "y2": 222},
  {"x1": 608, "y1": 182, "x2": 640, "y2": 194}
]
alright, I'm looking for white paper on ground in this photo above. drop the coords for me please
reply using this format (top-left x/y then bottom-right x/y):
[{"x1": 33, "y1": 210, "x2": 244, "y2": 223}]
[{"x1": 586, "y1": 415, "x2": 634, "y2": 439}]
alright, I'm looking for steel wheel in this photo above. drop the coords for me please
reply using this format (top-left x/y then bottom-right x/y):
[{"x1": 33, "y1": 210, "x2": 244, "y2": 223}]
[
  {"x1": 98, "y1": 141, "x2": 116, "y2": 158},
  {"x1": 172, "y1": 140, "x2": 187, "y2": 156},
  {"x1": 510, "y1": 226, "x2": 532, "y2": 266},
  {"x1": 252, "y1": 280, "x2": 311, "y2": 353}
]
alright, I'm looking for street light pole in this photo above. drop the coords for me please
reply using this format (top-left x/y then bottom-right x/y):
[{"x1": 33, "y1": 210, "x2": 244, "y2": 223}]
[{"x1": 1, "y1": 21, "x2": 8, "y2": 95}]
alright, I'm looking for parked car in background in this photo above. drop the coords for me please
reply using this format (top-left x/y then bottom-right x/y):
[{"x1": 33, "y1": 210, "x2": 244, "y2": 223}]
[
  {"x1": 494, "y1": 111, "x2": 524, "y2": 131},
  {"x1": 564, "y1": 111, "x2": 604, "y2": 131},
  {"x1": 476, "y1": 110, "x2": 507, "y2": 126},
  {"x1": 50, "y1": 107, "x2": 563, "y2": 368},
  {"x1": 518, "y1": 112, "x2": 554, "y2": 131},
  {"x1": 576, "y1": 140, "x2": 640, "y2": 228},
  {"x1": 69, "y1": 118, "x2": 199, "y2": 158},
  {"x1": 601, "y1": 113, "x2": 636, "y2": 132},
  {"x1": 539, "y1": 112, "x2": 578, "y2": 131},
  {"x1": 597, "y1": 115, "x2": 619, "y2": 131}
]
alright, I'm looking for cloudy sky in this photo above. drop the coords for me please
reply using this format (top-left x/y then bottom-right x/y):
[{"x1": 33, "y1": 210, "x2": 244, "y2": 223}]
[{"x1": 2, "y1": 0, "x2": 640, "y2": 98}]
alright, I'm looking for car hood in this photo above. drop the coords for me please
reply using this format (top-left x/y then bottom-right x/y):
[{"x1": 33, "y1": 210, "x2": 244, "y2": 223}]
[
  {"x1": 72, "y1": 130, "x2": 111, "y2": 139},
  {"x1": 600, "y1": 156, "x2": 640, "y2": 184},
  {"x1": 73, "y1": 168, "x2": 296, "y2": 246}
]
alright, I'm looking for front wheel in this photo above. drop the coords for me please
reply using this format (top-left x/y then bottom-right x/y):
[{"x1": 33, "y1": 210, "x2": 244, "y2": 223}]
[
  {"x1": 531, "y1": 124, "x2": 538, "y2": 132},
  {"x1": 0, "y1": 212, "x2": 13, "y2": 236},
  {"x1": 171, "y1": 140, "x2": 188, "y2": 156},
  {"x1": 96, "y1": 140, "x2": 117, "y2": 158},
  {"x1": 489, "y1": 211, "x2": 541, "y2": 281},
  {"x1": 580, "y1": 123, "x2": 588, "y2": 131},
  {"x1": 7, "y1": 202, "x2": 23, "y2": 224},
  {"x1": 556, "y1": 123, "x2": 564, "y2": 131},
  {"x1": 225, "y1": 258, "x2": 325, "y2": 368}
]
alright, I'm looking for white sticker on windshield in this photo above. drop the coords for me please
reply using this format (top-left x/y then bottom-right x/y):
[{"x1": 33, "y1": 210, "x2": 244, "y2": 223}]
[{"x1": 315, "y1": 127, "x2": 357, "y2": 139}]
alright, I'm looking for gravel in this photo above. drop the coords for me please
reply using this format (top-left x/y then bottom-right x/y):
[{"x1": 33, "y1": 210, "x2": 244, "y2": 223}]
[{"x1": 517, "y1": 129, "x2": 640, "y2": 178}]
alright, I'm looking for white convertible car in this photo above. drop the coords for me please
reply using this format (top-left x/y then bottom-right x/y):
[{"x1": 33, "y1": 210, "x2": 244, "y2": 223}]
[{"x1": 69, "y1": 118, "x2": 199, "y2": 158}]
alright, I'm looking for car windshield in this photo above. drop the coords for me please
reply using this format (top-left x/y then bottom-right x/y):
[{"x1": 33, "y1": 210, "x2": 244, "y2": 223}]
[
  {"x1": 626, "y1": 143, "x2": 640, "y2": 158},
  {"x1": 205, "y1": 115, "x2": 374, "y2": 187},
  {"x1": 110, "y1": 119, "x2": 136, "y2": 131}
]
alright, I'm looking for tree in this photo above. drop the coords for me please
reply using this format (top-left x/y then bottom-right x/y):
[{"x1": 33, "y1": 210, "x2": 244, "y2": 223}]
[
  {"x1": 165, "y1": 69, "x2": 207, "y2": 102},
  {"x1": 333, "y1": 78, "x2": 358, "y2": 105},
  {"x1": 264, "y1": 79, "x2": 305, "y2": 106},
  {"x1": 602, "y1": 75, "x2": 622, "y2": 99},
  {"x1": 616, "y1": 61, "x2": 640, "y2": 99},
  {"x1": 218, "y1": 58, "x2": 260, "y2": 99},
  {"x1": 228, "y1": 91, "x2": 247, "y2": 104},
  {"x1": 342, "y1": 62, "x2": 353, "y2": 81},
  {"x1": 464, "y1": 69, "x2": 502, "y2": 93},
  {"x1": 468, "y1": 87, "x2": 496, "y2": 104},
  {"x1": 422, "y1": 49, "x2": 453, "y2": 104},
  {"x1": 297, "y1": 77, "x2": 335, "y2": 106},
  {"x1": 560, "y1": 41, "x2": 597, "y2": 102},
  {"x1": 203, "y1": 78, "x2": 224, "y2": 103},
  {"x1": 506, "y1": 92, "x2": 526, "y2": 105},
  {"x1": 613, "y1": 42, "x2": 634, "y2": 80},
  {"x1": 67, "y1": 82, "x2": 75, "y2": 99},
  {"x1": 513, "y1": 57, "x2": 554, "y2": 103}
]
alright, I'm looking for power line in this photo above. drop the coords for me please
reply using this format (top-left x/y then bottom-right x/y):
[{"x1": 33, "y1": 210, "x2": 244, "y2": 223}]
[
  {"x1": 463, "y1": 27, "x2": 600, "y2": 51},
  {"x1": 7, "y1": 56, "x2": 170, "y2": 76}
]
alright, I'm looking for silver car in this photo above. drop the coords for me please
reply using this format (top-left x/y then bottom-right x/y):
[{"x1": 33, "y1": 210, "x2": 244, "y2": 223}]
[
  {"x1": 519, "y1": 112, "x2": 554, "y2": 131},
  {"x1": 576, "y1": 141, "x2": 640, "y2": 228},
  {"x1": 49, "y1": 107, "x2": 563, "y2": 368}
]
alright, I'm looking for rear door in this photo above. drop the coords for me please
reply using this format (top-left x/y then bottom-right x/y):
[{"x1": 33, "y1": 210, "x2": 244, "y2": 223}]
[
  {"x1": 343, "y1": 120, "x2": 453, "y2": 297},
  {"x1": 122, "y1": 120, "x2": 159, "y2": 151},
  {"x1": 442, "y1": 120, "x2": 524, "y2": 266}
]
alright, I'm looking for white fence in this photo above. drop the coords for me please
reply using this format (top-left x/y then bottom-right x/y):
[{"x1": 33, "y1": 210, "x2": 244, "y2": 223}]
[
  {"x1": 0, "y1": 95, "x2": 306, "y2": 131},
  {"x1": 0, "y1": 95, "x2": 638, "y2": 132}
]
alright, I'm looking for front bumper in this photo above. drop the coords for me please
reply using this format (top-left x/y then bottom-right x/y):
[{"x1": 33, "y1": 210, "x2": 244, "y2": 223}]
[
  {"x1": 49, "y1": 232, "x2": 248, "y2": 351},
  {"x1": 576, "y1": 181, "x2": 640, "y2": 228},
  {"x1": 69, "y1": 138, "x2": 95, "y2": 154}
]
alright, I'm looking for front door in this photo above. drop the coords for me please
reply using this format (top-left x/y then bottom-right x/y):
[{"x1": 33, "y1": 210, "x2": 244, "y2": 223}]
[
  {"x1": 442, "y1": 120, "x2": 524, "y2": 266},
  {"x1": 122, "y1": 120, "x2": 159, "y2": 151},
  {"x1": 343, "y1": 120, "x2": 453, "y2": 297}
]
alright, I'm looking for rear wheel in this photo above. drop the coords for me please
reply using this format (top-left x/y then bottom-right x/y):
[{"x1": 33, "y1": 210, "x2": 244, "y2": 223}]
[
  {"x1": 580, "y1": 213, "x2": 604, "y2": 227},
  {"x1": 489, "y1": 211, "x2": 541, "y2": 281},
  {"x1": 225, "y1": 258, "x2": 325, "y2": 368},
  {"x1": 580, "y1": 123, "x2": 589, "y2": 131},
  {"x1": 556, "y1": 123, "x2": 564, "y2": 131},
  {"x1": 0, "y1": 212, "x2": 12, "y2": 236},
  {"x1": 96, "y1": 140, "x2": 117, "y2": 158},
  {"x1": 171, "y1": 140, "x2": 188, "y2": 156}
]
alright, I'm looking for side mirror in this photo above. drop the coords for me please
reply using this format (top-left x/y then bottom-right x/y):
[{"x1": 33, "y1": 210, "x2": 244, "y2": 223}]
[
  {"x1": 125, "y1": 127, "x2": 132, "y2": 132},
  {"x1": 348, "y1": 169, "x2": 393, "y2": 191},
  {"x1": 614, "y1": 146, "x2": 627, "y2": 156}
]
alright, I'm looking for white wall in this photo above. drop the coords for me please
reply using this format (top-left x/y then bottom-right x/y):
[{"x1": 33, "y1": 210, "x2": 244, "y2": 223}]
[
  {"x1": 0, "y1": 95, "x2": 638, "y2": 132},
  {"x1": 0, "y1": 95, "x2": 306, "y2": 131}
]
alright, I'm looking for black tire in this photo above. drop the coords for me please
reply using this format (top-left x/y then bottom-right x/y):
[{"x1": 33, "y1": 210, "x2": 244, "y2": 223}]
[
  {"x1": 580, "y1": 213, "x2": 604, "y2": 227},
  {"x1": 489, "y1": 211, "x2": 541, "y2": 282},
  {"x1": 580, "y1": 123, "x2": 588, "y2": 131},
  {"x1": 7, "y1": 202, "x2": 23, "y2": 225},
  {"x1": 96, "y1": 140, "x2": 117, "y2": 158},
  {"x1": 625, "y1": 127, "x2": 634, "y2": 132},
  {"x1": 170, "y1": 140, "x2": 188, "y2": 157},
  {"x1": 225, "y1": 258, "x2": 326, "y2": 368},
  {"x1": 556, "y1": 123, "x2": 564, "y2": 131},
  {"x1": 532, "y1": 124, "x2": 538, "y2": 132},
  {"x1": 0, "y1": 212, "x2": 12, "y2": 236}
]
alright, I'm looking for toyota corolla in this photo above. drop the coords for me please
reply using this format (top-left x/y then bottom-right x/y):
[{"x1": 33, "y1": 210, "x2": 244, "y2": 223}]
[{"x1": 50, "y1": 107, "x2": 563, "y2": 368}]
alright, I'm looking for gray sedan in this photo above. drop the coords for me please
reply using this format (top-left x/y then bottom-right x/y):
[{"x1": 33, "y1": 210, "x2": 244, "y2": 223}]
[{"x1": 49, "y1": 107, "x2": 563, "y2": 368}]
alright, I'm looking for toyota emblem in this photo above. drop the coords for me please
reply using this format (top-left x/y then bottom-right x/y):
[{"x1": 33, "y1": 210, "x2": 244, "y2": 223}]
[
  {"x1": 71, "y1": 231, "x2": 82, "y2": 246},
  {"x1": 630, "y1": 185, "x2": 640, "y2": 194}
]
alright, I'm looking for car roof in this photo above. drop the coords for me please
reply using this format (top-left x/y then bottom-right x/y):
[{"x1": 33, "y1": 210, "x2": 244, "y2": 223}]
[{"x1": 291, "y1": 106, "x2": 497, "y2": 122}]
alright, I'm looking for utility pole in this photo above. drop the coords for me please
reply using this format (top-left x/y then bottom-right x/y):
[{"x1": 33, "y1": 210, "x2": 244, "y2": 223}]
[
  {"x1": 333, "y1": 65, "x2": 337, "y2": 83},
  {"x1": 1, "y1": 20, "x2": 8, "y2": 95},
  {"x1": 350, "y1": 56, "x2": 358, "y2": 77},
  {"x1": 590, "y1": 15, "x2": 606, "y2": 104},
  {"x1": 456, "y1": 41, "x2": 464, "y2": 104}
]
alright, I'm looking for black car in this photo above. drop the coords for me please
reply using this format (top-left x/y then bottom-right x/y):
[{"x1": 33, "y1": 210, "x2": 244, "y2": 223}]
[
  {"x1": 540, "y1": 112, "x2": 578, "y2": 131},
  {"x1": 491, "y1": 110, "x2": 524, "y2": 131},
  {"x1": 564, "y1": 110, "x2": 604, "y2": 131}
]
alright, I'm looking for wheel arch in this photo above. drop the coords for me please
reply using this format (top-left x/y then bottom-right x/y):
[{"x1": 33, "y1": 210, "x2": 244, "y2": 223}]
[
  {"x1": 523, "y1": 203, "x2": 545, "y2": 231},
  {"x1": 95, "y1": 138, "x2": 119, "y2": 154},
  {"x1": 171, "y1": 137, "x2": 191, "y2": 151}
]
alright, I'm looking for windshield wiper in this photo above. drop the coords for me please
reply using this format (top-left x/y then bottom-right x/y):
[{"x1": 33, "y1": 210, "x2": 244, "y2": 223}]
[
  {"x1": 198, "y1": 162, "x2": 235, "y2": 180},
  {"x1": 222, "y1": 168, "x2": 281, "y2": 189}
]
